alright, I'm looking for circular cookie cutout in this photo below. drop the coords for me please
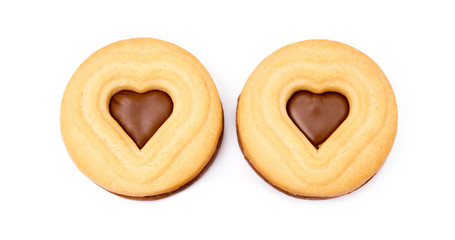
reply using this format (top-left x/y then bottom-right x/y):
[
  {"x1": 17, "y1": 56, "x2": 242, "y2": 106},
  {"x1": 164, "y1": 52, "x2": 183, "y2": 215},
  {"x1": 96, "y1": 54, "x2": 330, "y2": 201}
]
[
  {"x1": 237, "y1": 40, "x2": 397, "y2": 198},
  {"x1": 61, "y1": 38, "x2": 223, "y2": 198}
]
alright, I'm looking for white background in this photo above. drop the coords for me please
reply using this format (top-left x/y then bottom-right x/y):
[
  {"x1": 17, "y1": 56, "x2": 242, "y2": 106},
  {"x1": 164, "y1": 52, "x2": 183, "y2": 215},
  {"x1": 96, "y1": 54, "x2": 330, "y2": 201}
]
[{"x1": 1, "y1": 0, "x2": 454, "y2": 239}]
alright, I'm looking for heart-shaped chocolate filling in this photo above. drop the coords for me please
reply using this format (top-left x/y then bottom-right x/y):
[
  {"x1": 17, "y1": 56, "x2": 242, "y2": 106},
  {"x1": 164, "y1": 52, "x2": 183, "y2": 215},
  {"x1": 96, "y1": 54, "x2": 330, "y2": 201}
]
[
  {"x1": 287, "y1": 91, "x2": 349, "y2": 149},
  {"x1": 109, "y1": 90, "x2": 173, "y2": 149}
]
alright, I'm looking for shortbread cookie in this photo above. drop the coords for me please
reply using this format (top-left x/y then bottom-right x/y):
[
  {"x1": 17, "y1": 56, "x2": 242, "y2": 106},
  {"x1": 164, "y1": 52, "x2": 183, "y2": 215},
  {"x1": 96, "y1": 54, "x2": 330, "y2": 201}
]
[
  {"x1": 61, "y1": 38, "x2": 223, "y2": 198},
  {"x1": 237, "y1": 40, "x2": 397, "y2": 198}
]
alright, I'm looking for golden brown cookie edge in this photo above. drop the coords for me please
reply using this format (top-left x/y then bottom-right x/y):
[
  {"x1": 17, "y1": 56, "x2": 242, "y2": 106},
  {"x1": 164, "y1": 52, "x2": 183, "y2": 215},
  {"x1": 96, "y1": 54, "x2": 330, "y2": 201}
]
[
  {"x1": 104, "y1": 108, "x2": 224, "y2": 200},
  {"x1": 235, "y1": 95, "x2": 379, "y2": 199}
]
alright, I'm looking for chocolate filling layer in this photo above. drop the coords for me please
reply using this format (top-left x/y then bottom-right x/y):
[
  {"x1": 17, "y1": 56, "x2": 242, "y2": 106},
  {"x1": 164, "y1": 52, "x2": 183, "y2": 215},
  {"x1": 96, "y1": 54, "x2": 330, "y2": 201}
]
[
  {"x1": 287, "y1": 91, "x2": 349, "y2": 149},
  {"x1": 109, "y1": 90, "x2": 173, "y2": 149}
]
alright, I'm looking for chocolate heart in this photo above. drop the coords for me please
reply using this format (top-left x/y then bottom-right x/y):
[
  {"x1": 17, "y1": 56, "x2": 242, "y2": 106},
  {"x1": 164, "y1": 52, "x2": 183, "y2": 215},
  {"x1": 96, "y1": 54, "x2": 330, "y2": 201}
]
[
  {"x1": 287, "y1": 91, "x2": 349, "y2": 149},
  {"x1": 109, "y1": 90, "x2": 173, "y2": 149}
]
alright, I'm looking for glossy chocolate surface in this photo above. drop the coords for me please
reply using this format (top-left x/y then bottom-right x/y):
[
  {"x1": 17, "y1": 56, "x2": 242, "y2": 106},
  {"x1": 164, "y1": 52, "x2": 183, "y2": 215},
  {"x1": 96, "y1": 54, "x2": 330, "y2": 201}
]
[
  {"x1": 287, "y1": 91, "x2": 349, "y2": 149},
  {"x1": 110, "y1": 90, "x2": 173, "y2": 149}
]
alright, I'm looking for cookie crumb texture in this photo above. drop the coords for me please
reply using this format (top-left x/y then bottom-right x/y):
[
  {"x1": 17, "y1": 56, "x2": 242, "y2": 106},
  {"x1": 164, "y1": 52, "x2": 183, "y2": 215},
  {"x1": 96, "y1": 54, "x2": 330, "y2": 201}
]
[
  {"x1": 61, "y1": 38, "x2": 223, "y2": 198},
  {"x1": 237, "y1": 40, "x2": 397, "y2": 198}
]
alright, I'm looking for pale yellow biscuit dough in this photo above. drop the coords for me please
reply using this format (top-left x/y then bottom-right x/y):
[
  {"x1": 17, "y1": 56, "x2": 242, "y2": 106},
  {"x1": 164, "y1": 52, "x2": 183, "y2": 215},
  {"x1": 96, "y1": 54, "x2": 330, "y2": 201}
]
[
  {"x1": 237, "y1": 40, "x2": 397, "y2": 198},
  {"x1": 61, "y1": 38, "x2": 223, "y2": 198}
]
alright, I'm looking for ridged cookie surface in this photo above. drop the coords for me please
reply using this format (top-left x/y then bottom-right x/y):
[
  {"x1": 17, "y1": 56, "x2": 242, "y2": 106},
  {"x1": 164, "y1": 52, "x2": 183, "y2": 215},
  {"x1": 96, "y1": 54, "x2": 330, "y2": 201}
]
[
  {"x1": 61, "y1": 38, "x2": 223, "y2": 198},
  {"x1": 237, "y1": 40, "x2": 397, "y2": 198}
]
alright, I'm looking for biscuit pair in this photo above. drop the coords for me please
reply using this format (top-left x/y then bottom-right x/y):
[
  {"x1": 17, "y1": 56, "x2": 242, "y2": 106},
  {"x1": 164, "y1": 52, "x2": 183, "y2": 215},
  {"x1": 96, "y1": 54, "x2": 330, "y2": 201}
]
[{"x1": 61, "y1": 38, "x2": 397, "y2": 199}]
